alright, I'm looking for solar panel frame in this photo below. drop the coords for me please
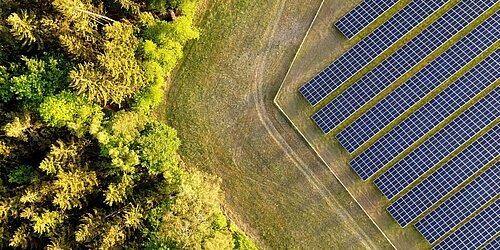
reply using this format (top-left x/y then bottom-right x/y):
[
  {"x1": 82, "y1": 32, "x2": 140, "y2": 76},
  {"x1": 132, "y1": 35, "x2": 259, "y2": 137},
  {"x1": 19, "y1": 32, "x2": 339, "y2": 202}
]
[
  {"x1": 432, "y1": 199, "x2": 500, "y2": 250},
  {"x1": 336, "y1": 13, "x2": 500, "y2": 153},
  {"x1": 335, "y1": 0, "x2": 401, "y2": 39},
  {"x1": 482, "y1": 236, "x2": 500, "y2": 250},
  {"x1": 387, "y1": 124, "x2": 499, "y2": 228},
  {"x1": 312, "y1": 0, "x2": 497, "y2": 133},
  {"x1": 299, "y1": 0, "x2": 448, "y2": 106},
  {"x1": 414, "y1": 164, "x2": 500, "y2": 244},
  {"x1": 374, "y1": 87, "x2": 500, "y2": 194},
  {"x1": 373, "y1": 87, "x2": 500, "y2": 194}
]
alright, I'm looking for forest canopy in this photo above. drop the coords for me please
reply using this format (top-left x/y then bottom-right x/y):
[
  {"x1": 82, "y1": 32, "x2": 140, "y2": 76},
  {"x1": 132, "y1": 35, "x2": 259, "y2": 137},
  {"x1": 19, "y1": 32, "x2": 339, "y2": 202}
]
[{"x1": 0, "y1": 0, "x2": 255, "y2": 249}]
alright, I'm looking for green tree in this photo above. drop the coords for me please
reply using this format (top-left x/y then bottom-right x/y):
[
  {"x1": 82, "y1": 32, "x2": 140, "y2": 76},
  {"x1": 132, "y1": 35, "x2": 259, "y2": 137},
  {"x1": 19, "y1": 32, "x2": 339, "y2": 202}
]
[
  {"x1": 70, "y1": 22, "x2": 145, "y2": 105},
  {"x1": 39, "y1": 91, "x2": 103, "y2": 137},
  {"x1": 136, "y1": 121, "x2": 180, "y2": 176}
]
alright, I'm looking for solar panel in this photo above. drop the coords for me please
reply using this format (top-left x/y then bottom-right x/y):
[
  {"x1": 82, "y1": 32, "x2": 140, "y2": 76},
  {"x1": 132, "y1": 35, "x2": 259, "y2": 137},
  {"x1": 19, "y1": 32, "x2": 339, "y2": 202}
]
[
  {"x1": 482, "y1": 236, "x2": 500, "y2": 250},
  {"x1": 312, "y1": 0, "x2": 496, "y2": 133},
  {"x1": 335, "y1": 0, "x2": 400, "y2": 39},
  {"x1": 432, "y1": 199, "x2": 500, "y2": 250},
  {"x1": 350, "y1": 82, "x2": 499, "y2": 182},
  {"x1": 387, "y1": 124, "x2": 499, "y2": 228},
  {"x1": 374, "y1": 88, "x2": 499, "y2": 194},
  {"x1": 415, "y1": 164, "x2": 499, "y2": 243},
  {"x1": 336, "y1": 13, "x2": 500, "y2": 153},
  {"x1": 299, "y1": 0, "x2": 448, "y2": 106}
]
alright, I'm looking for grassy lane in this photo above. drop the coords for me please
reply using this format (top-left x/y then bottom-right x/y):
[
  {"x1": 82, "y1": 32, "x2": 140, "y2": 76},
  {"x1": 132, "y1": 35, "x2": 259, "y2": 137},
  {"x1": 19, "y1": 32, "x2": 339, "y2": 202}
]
[{"x1": 161, "y1": 0, "x2": 393, "y2": 248}]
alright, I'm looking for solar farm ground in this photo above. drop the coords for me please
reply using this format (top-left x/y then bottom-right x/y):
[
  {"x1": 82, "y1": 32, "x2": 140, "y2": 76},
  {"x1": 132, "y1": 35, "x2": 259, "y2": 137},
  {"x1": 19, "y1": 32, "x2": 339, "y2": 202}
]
[
  {"x1": 275, "y1": 0, "x2": 498, "y2": 249},
  {"x1": 160, "y1": 0, "x2": 394, "y2": 248}
]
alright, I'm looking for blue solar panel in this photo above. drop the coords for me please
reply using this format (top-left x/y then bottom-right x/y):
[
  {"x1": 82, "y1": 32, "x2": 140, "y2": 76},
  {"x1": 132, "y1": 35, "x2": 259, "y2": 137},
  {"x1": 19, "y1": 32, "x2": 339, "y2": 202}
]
[
  {"x1": 432, "y1": 199, "x2": 500, "y2": 250},
  {"x1": 387, "y1": 124, "x2": 499, "y2": 228},
  {"x1": 299, "y1": 0, "x2": 448, "y2": 106},
  {"x1": 350, "y1": 83, "x2": 499, "y2": 183},
  {"x1": 312, "y1": 0, "x2": 496, "y2": 133},
  {"x1": 483, "y1": 236, "x2": 500, "y2": 250},
  {"x1": 374, "y1": 88, "x2": 499, "y2": 193},
  {"x1": 415, "y1": 164, "x2": 499, "y2": 243},
  {"x1": 336, "y1": 13, "x2": 500, "y2": 153},
  {"x1": 335, "y1": 0, "x2": 400, "y2": 39}
]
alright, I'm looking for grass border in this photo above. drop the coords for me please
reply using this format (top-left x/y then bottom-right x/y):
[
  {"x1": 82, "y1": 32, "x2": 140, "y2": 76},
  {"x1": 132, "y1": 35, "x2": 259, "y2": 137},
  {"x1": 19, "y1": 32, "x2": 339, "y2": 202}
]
[{"x1": 272, "y1": 1, "x2": 398, "y2": 249}]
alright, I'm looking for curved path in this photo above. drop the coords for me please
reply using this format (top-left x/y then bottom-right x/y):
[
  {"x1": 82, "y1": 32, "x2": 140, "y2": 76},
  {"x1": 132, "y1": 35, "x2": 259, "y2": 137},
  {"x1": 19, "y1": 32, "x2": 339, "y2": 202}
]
[{"x1": 166, "y1": 0, "x2": 393, "y2": 248}]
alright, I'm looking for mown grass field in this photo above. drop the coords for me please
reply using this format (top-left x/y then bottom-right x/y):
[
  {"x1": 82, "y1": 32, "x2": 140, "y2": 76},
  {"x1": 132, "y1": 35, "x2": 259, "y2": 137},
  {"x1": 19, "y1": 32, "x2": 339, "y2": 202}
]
[{"x1": 159, "y1": 0, "x2": 394, "y2": 248}]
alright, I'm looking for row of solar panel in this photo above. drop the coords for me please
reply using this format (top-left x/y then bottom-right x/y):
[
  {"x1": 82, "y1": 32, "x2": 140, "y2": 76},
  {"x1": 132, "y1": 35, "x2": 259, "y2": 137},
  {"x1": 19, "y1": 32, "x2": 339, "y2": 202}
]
[
  {"x1": 433, "y1": 199, "x2": 499, "y2": 250},
  {"x1": 337, "y1": 12, "x2": 500, "y2": 153},
  {"x1": 387, "y1": 123, "x2": 499, "y2": 228},
  {"x1": 335, "y1": 0, "x2": 400, "y2": 39},
  {"x1": 372, "y1": 87, "x2": 499, "y2": 198},
  {"x1": 483, "y1": 236, "x2": 499, "y2": 250},
  {"x1": 300, "y1": 1, "x2": 500, "y2": 248},
  {"x1": 373, "y1": 50, "x2": 500, "y2": 196},
  {"x1": 416, "y1": 163, "x2": 499, "y2": 244},
  {"x1": 313, "y1": 0, "x2": 497, "y2": 134},
  {"x1": 299, "y1": 0, "x2": 448, "y2": 106}
]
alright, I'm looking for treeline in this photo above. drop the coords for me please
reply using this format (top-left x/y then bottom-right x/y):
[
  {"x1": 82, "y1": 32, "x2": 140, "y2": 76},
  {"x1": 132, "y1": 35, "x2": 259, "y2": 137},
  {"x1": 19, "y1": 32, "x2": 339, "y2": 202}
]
[{"x1": 0, "y1": 0, "x2": 255, "y2": 249}]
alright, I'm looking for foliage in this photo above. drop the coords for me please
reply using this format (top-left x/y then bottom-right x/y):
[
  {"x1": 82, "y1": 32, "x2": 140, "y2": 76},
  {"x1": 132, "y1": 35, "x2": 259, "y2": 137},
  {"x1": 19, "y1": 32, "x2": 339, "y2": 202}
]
[
  {"x1": 146, "y1": 171, "x2": 235, "y2": 249},
  {"x1": 70, "y1": 22, "x2": 145, "y2": 105},
  {"x1": 6, "y1": 10, "x2": 39, "y2": 48},
  {"x1": 3, "y1": 115, "x2": 31, "y2": 140},
  {"x1": 0, "y1": 54, "x2": 72, "y2": 107},
  {"x1": 231, "y1": 224, "x2": 258, "y2": 250},
  {"x1": 0, "y1": 0, "x2": 255, "y2": 249},
  {"x1": 136, "y1": 121, "x2": 180, "y2": 176},
  {"x1": 7, "y1": 165, "x2": 33, "y2": 184},
  {"x1": 39, "y1": 91, "x2": 103, "y2": 137}
]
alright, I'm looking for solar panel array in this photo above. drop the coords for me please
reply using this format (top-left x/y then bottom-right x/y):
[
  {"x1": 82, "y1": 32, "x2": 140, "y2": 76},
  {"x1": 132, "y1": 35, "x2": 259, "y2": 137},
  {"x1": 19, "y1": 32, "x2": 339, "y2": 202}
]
[
  {"x1": 299, "y1": 0, "x2": 448, "y2": 106},
  {"x1": 432, "y1": 199, "x2": 500, "y2": 250},
  {"x1": 335, "y1": 0, "x2": 400, "y2": 39},
  {"x1": 483, "y1": 236, "x2": 500, "y2": 250},
  {"x1": 312, "y1": 0, "x2": 496, "y2": 134},
  {"x1": 336, "y1": 13, "x2": 500, "y2": 153},
  {"x1": 296, "y1": 0, "x2": 500, "y2": 247},
  {"x1": 387, "y1": 124, "x2": 499, "y2": 228},
  {"x1": 415, "y1": 164, "x2": 499, "y2": 244},
  {"x1": 374, "y1": 87, "x2": 499, "y2": 197}
]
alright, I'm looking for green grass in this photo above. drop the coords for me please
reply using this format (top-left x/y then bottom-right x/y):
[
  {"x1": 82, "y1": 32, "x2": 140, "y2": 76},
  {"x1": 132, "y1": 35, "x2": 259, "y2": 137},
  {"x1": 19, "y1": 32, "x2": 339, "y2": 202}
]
[{"x1": 160, "y1": 0, "x2": 394, "y2": 248}]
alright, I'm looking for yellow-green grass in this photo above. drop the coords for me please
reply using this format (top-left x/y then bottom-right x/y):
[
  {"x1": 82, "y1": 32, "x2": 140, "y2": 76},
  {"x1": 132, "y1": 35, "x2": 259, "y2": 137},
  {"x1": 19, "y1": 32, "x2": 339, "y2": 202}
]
[{"x1": 161, "y1": 0, "x2": 395, "y2": 248}]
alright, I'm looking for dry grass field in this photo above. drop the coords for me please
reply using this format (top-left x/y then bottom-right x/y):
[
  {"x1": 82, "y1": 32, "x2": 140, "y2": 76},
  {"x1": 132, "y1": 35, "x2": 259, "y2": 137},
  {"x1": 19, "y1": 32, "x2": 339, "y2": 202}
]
[{"x1": 159, "y1": 0, "x2": 394, "y2": 248}]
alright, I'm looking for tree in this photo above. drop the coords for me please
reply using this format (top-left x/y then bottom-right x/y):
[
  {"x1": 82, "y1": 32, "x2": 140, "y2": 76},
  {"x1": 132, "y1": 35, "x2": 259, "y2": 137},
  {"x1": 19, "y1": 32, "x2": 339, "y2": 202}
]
[
  {"x1": 39, "y1": 91, "x2": 103, "y2": 137},
  {"x1": 70, "y1": 22, "x2": 146, "y2": 105},
  {"x1": 0, "y1": 54, "x2": 72, "y2": 106},
  {"x1": 135, "y1": 121, "x2": 180, "y2": 176},
  {"x1": 0, "y1": 0, "x2": 256, "y2": 248},
  {"x1": 7, "y1": 10, "x2": 39, "y2": 48}
]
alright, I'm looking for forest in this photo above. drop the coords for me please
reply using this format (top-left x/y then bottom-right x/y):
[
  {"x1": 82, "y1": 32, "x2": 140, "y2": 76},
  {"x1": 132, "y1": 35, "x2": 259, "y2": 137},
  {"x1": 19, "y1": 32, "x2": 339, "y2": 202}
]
[{"x1": 0, "y1": 0, "x2": 255, "y2": 249}]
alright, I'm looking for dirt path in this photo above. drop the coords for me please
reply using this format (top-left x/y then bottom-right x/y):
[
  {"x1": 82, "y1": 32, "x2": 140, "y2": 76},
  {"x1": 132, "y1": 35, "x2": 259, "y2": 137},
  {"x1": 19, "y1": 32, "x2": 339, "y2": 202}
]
[
  {"x1": 165, "y1": 0, "x2": 394, "y2": 248},
  {"x1": 251, "y1": 0, "x2": 380, "y2": 249}
]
